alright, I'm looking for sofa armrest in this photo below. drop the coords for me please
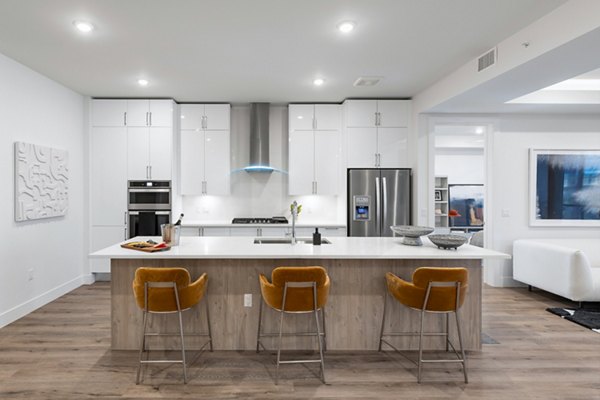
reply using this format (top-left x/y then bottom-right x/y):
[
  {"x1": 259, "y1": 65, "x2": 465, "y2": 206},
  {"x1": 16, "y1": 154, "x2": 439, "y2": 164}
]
[{"x1": 513, "y1": 240, "x2": 595, "y2": 301}]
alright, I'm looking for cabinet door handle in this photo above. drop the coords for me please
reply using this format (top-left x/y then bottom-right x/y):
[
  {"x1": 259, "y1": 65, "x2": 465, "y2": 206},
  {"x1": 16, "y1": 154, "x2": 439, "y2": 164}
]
[
  {"x1": 124, "y1": 226, "x2": 127, "y2": 240},
  {"x1": 124, "y1": 211, "x2": 127, "y2": 225},
  {"x1": 149, "y1": 165, "x2": 152, "y2": 179},
  {"x1": 145, "y1": 112, "x2": 148, "y2": 126},
  {"x1": 375, "y1": 153, "x2": 378, "y2": 167},
  {"x1": 314, "y1": 181, "x2": 317, "y2": 194},
  {"x1": 149, "y1": 112, "x2": 152, "y2": 126},
  {"x1": 313, "y1": 118, "x2": 317, "y2": 130},
  {"x1": 200, "y1": 227, "x2": 204, "y2": 236},
  {"x1": 374, "y1": 112, "x2": 378, "y2": 126},
  {"x1": 124, "y1": 112, "x2": 127, "y2": 126}
]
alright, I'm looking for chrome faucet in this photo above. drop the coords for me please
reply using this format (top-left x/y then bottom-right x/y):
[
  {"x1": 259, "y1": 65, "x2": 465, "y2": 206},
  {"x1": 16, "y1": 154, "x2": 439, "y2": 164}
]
[{"x1": 290, "y1": 201, "x2": 299, "y2": 245}]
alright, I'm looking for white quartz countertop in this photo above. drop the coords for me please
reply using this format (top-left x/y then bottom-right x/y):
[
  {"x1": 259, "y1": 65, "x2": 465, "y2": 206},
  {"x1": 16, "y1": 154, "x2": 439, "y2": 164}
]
[
  {"x1": 90, "y1": 236, "x2": 510, "y2": 260},
  {"x1": 181, "y1": 221, "x2": 346, "y2": 228}
]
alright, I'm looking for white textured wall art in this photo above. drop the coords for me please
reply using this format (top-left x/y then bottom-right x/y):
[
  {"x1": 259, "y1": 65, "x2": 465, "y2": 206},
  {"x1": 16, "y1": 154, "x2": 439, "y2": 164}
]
[{"x1": 14, "y1": 142, "x2": 69, "y2": 221}]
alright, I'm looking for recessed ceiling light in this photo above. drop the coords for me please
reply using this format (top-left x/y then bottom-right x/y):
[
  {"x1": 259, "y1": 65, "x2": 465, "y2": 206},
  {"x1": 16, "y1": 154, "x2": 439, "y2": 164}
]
[
  {"x1": 337, "y1": 21, "x2": 356, "y2": 33},
  {"x1": 297, "y1": 116, "x2": 304, "y2": 119},
  {"x1": 73, "y1": 20, "x2": 94, "y2": 33},
  {"x1": 137, "y1": 79, "x2": 149, "y2": 87},
  {"x1": 313, "y1": 78, "x2": 325, "y2": 86},
  {"x1": 475, "y1": 127, "x2": 484, "y2": 135},
  {"x1": 180, "y1": 115, "x2": 185, "y2": 119}
]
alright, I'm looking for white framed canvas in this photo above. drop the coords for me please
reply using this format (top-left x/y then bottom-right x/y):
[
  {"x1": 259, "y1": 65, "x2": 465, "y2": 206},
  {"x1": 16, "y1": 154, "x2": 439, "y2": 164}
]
[
  {"x1": 529, "y1": 149, "x2": 600, "y2": 227},
  {"x1": 14, "y1": 142, "x2": 69, "y2": 221}
]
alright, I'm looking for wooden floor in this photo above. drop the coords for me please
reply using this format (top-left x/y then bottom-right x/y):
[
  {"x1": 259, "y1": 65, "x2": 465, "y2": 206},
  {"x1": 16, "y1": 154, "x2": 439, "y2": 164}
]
[{"x1": 1, "y1": 283, "x2": 599, "y2": 399}]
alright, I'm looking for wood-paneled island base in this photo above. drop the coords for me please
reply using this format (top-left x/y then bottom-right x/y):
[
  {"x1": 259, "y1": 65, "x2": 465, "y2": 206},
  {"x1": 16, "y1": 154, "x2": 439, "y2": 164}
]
[{"x1": 93, "y1": 236, "x2": 510, "y2": 351}]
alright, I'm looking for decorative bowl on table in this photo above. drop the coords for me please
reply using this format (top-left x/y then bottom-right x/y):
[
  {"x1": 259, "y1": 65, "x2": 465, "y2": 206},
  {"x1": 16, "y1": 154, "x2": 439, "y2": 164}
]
[
  {"x1": 428, "y1": 234, "x2": 468, "y2": 250},
  {"x1": 390, "y1": 225, "x2": 435, "y2": 246}
]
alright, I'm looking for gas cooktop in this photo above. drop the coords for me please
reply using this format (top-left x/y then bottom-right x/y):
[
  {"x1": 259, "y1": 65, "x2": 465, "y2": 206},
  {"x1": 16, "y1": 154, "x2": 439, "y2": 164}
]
[{"x1": 232, "y1": 217, "x2": 288, "y2": 224}]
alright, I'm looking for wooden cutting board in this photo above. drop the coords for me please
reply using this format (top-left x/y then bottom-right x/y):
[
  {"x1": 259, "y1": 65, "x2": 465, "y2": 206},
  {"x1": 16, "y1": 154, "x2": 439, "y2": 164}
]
[{"x1": 120, "y1": 242, "x2": 171, "y2": 252}]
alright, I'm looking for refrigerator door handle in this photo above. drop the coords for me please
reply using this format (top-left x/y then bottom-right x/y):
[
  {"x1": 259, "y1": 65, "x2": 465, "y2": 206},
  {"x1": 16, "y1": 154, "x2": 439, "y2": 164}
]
[
  {"x1": 375, "y1": 176, "x2": 381, "y2": 235},
  {"x1": 382, "y1": 177, "x2": 388, "y2": 234}
]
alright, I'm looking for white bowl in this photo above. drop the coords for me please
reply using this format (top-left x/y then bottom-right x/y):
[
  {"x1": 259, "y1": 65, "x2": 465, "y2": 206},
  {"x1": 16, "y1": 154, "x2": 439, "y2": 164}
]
[{"x1": 390, "y1": 225, "x2": 435, "y2": 246}]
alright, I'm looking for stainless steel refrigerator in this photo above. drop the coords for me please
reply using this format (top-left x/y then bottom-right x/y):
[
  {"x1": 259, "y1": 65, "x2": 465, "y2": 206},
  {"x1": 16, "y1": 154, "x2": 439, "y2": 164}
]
[{"x1": 347, "y1": 168, "x2": 411, "y2": 237}]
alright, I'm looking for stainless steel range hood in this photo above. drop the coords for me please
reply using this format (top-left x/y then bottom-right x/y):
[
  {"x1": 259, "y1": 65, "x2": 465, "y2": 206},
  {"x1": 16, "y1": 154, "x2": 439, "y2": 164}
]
[{"x1": 244, "y1": 103, "x2": 274, "y2": 172}]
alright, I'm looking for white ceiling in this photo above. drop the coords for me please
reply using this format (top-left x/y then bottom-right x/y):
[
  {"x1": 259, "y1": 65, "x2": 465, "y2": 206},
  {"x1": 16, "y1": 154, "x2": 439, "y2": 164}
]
[{"x1": 0, "y1": 0, "x2": 566, "y2": 103}]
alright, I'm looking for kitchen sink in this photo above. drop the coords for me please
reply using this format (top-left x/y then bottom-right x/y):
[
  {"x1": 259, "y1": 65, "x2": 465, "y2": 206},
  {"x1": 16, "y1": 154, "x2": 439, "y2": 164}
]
[{"x1": 253, "y1": 237, "x2": 331, "y2": 245}]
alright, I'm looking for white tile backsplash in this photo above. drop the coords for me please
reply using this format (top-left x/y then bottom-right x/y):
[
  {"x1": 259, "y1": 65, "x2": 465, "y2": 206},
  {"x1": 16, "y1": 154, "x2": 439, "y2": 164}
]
[{"x1": 180, "y1": 104, "x2": 346, "y2": 223}]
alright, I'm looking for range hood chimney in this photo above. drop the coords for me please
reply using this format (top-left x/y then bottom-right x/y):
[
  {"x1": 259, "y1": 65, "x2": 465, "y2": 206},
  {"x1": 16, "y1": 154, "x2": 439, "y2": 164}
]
[{"x1": 245, "y1": 103, "x2": 273, "y2": 172}]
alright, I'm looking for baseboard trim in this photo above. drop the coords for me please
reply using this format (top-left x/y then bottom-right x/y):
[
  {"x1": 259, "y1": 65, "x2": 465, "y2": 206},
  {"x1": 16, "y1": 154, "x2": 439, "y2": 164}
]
[{"x1": 0, "y1": 275, "x2": 88, "y2": 328}]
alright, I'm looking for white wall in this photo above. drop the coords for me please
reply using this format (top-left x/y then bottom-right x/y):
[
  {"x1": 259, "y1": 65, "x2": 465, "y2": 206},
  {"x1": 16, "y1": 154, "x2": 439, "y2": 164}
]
[
  {"x1": 0, "y1": 52, "x2": 88, "y2": 327},
  {"x1": 488, "y1": 114, "x2": 600, "y2": 286},
  {"x1": 435, "y1": 149, "x2": 484, "y2": 185},
  {"x1": 181, "y1": 105, "x2": 345, "y2": 224}
]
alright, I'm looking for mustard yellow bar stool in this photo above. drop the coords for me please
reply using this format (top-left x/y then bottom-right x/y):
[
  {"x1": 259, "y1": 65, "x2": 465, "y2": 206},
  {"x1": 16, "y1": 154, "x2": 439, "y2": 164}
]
[
  {"x1": 132, "y1": 267, "x2": 213, "y2": 384},
  {"x1": 257, "y1": 266, "x2": 330, "y2": 384},
  {"x1": 378, "y1": 267, "x2": 469, "y2": 383}
]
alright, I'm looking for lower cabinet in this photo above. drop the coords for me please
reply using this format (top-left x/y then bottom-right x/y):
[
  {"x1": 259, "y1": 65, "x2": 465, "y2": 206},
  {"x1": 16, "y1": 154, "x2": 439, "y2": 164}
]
[{"x1": 179, "y1": 226, "x2": 346, "y2": 238}]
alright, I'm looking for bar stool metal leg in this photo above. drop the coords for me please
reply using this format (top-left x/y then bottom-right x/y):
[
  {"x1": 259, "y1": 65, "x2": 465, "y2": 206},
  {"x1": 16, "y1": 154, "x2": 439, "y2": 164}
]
[
  {"x1": 173, "y1": 285, "x2": 188, "y2": 384},
  {"x1": 275, "y1": 285, "x2": 289, "y2": 385},
  {"x1": 455, "y1": 308, "x2": 468, "y2": 383},
  {"x1": 321, "y1": 308, "x2": 327, "y2": 352},
  {"x1": 136, "y1": 309, "x2": 148, "y2": 384},
  {"x1": 378, "y1": 291, "x2": 389, "y2": 352},
  {"x1": 205, "y1": 299, "x2": 214, "y2": 352},
  {"x1": 312, "y1": 283, "x2": 326, "y2": 383},
  {"x1": 256, "y1": 299, "x2": 264, "y2": 353}
]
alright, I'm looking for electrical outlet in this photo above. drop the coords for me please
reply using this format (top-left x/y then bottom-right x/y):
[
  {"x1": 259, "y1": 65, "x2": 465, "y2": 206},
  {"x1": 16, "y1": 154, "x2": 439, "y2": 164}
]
[
  {"x1": 244, "y1": 293, "x2": 252, "y2": 307},
  {"x1": 27, "y1": 268, "x2": 34, "y2": 281}
]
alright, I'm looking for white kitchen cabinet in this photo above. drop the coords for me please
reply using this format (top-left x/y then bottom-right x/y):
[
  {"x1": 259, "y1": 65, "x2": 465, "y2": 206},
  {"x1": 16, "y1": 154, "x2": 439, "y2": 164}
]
[
  {"x1": 181, "y1": 227, "x2": 201, "y2": 236},
  {"x1": 289, "y1": 105, "x2": 315, "y2": 131},
  {"x1": 148, "y1": 127, "x2": 173, "y2": 180},
  {"x1": 91, "y1": 127, "x2": 128, "y2": 226},
  {"x1": 288, "y1": 104, "x2": 341, "y2": 195},
  {"x1": 314, "y1": 130, "x2": 340, "y2": 195},
  {"x1": 92, "y1": 99, "x2": 174, "y2": 127},
  {"x1": 289, "y1": 130, "x2": 314, "y2": 194},
  {"x1": 202, "y1": 227, "x2": 231, "y2": 236},
  {"x1": 230, "y1": 227, "x2": 288, "y2": 237},
  {"x1": 346, "y1": 127, "x2": 378, "y2": 168},
  {"x1": 92, "y1": 100, "x2": 127, "y2": 127},
  {"x1": 126, "y1": 99, "x2": 173, "y2": 127},
  {"x1": 180, "y1": 104, "x2": 230, "y2": 195},
  {"x1": 289, "y1": 104, "x2": 341, "y2": 131},
  {"x1": 376, "y1": 100, "x2": 410, "y2": 127},
  {"x1": 345, "y1": 100, "x2": 377, "y2": 127},
  {"x1": 180, "y1": 104, "x2": 230, "y2": 131},
  {"x1": 127, "y1": 127, "x2": 172, "y2": 180},
  {"x1": 180, "y1": 130, "x2": 204, "y2": 193},
  {"x1": 377, "y1": 127, "x2": 409, "y2": 168},
  {"x1": 344, "y1": 100, "x2": 410, "y2": 168},
  {"x1": 230, "y1": 227, "x2": 260, "y2": 237}
]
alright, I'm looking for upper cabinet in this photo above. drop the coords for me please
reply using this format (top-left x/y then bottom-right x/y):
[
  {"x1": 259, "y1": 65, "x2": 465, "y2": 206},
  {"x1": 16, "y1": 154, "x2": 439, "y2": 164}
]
[
  {"x1": 180, "y1": 104, "x2": 231, "y2": 195},
  {"x1": 92, "y1": 99, "x2": 175, "y2": 181},
  {"x1": 91, "y1": 100, "x2": 127, "y2": 127},
  {"x1": 288, "y1": 104, "x2": 342, "y2": 195},
  {"x1": 180, "y1": 104, "x2": 230, "y2": 131},
  {"x1": 345, "y1": 99, "x2": 409, "y2": 128},
  {"x1": 91, "y1": 99, "x2": 174, "y2": 127},
  {"x1": 344, "y1": 100, "x2": 411, "y2": 168}
]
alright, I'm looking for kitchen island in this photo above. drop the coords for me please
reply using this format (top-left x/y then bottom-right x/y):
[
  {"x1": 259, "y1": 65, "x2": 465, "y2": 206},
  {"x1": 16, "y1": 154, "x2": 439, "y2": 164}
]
[{"x1": 91, "y1": 236, "x2": 509, "y2": 351}]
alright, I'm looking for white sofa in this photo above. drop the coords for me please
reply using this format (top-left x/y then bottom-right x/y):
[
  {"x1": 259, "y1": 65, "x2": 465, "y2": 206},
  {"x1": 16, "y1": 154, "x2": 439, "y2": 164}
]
[{"x1": 513, "y1": 239, "x2": 600, "y2": 302}]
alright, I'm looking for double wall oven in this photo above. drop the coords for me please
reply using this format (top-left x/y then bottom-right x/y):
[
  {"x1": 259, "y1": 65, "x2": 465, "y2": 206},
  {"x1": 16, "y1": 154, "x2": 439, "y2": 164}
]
[{"x1": 128, "y1": 181, "x2": 171, "y2": 238}]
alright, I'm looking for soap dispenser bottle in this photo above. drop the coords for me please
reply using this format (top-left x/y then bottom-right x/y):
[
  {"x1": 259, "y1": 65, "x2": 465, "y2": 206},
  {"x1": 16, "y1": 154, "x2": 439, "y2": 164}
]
[{"x1": 313, "y1": 228, "x2": 321, "y2": 246}]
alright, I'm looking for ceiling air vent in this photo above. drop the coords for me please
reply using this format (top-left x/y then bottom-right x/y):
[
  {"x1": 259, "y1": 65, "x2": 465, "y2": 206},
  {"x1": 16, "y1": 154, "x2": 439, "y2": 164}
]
[
  {"x1": 353, "y1": 76, "x2": 383, "y2": 87},
  {"x1": 477, "y1": 47, "x2": 497, "y2": 72}
]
